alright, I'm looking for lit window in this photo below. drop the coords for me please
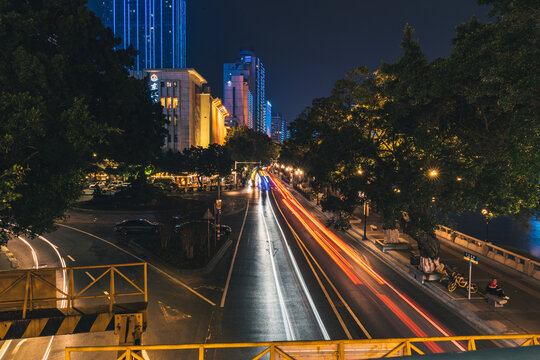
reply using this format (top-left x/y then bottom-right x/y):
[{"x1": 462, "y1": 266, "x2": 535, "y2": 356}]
[
  {"x1": 166, "y1": 97, "x2": 172, "y2": 108},
  {"x1": 166, "y1": 82, "x2": 172, "y2": 87},
  {"x1": 173, "y1": 97, "x2": 178, "y2": 108},
  {"x1": 160, "y1": 97, "x2": 165, "y2": 107},
  {"x1": 173, "y1": 115, "x2": 178, "y2": 125},
  {"x1": 173, "y1": 81, "x2": 177, "y2": 87}
]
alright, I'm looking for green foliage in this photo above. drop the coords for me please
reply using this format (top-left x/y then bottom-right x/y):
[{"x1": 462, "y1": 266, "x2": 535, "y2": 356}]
[
  {"x1": 0, "y1": 0, "x2": 165, "y2": 242},
  {"x1": 225, "y1": 126, "x2": 277, "y2": 164},
  {"x1": 284, "y1": 0, "x2": 539, "y2": 259}
]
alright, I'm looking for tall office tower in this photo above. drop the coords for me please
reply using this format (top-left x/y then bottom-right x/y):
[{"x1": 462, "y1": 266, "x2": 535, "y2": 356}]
[
  {"x1": 271, "y1": 113, "x2": 287, "y2": 143},
  {"x1": 87, "y1": 0, "x2": 186, "y2": 72},
  {"x1": 265, "y1": 101, "x2": 272, "y2": 137},
  {"x1": 223, "y1": 51, "x2": 266, "y2": 132}
]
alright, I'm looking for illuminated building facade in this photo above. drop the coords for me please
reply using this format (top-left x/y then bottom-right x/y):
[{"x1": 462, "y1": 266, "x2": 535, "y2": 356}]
[
  {"x1": 88, "y1": 0, "x2": 186, "y2": 72},
  {"x1": 265, "y1": 101, "x2": 272, "y2": 137},
  {"x1": 223, "y1": 51, "x2": 266, "y2": 132},
  {"x1": 142, "y1": 69, "x2": 227, "y2": 152},
  {"x1": 271, "y1": 113, "x2": 287, "y2": 143}
]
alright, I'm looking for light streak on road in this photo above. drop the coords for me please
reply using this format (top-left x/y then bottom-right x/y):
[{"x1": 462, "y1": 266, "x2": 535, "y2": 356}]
[
  {"x1": 268, "y1": 172, "x2": 466, "y2": 352},
  {"x1": 0, "y1": 341, "x2": 11, "y2": 360},
  {"x1": 260, "y1": 200, "x2": 295, "y2": 340},
  {"x1": 39, "y1": 236, "x2": 68, "y2": 308},
  {"x1": 17, "y1": 236, "x2": 38, "y2": 268},
  {"x1": 41, "y1": 336, "x2": 54, "y2": 360},
  {"x1": 267, "y1": 188, "x2": 331, "y2": 340}
]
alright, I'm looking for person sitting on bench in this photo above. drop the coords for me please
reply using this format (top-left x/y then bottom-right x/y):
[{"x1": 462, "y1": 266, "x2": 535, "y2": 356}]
[{"x1": 486, "y1": 277, "x2": 510, "y2": 300}]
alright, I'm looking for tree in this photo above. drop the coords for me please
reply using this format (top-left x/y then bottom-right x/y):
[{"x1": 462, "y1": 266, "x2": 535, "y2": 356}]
[
  {"x1": 284, "y1": 0, "x2": 539, "y2": 272},
  {"x1": 225, "y1": 126, "x2": 277, "y2": 164},
  {"x1": 0, "y1": 0, "x2": 165, "y2": 243}
]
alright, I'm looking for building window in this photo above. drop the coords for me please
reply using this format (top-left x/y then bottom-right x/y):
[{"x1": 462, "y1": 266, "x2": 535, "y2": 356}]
[
  {"x1": 167, "y1": 134, "x2": 171, "y2": 142},
  {"x1": 166, "y1": 97, "x2": 172, "y2": 108},
  {"x1": 161, "y1": 82, "x2": 165, "y2": 87},
  {"x1": 173, "y1": 97, "x2": 178, "y2": 109},
  {"x1": 173, "y1": 114, "x2": 178, "y2": 126},
  {"x1": 168, "y1": 115, "x2": 172, "y2": 123},
  {"x1": 173, "y1": 135, "x2": 178, "y2": 142},
  {"x1": 160, "y1": 97, "x2": 165, "y2": 108},
  {"x1": 173, "y1": 81, "x2": 177, "y2": 87},
  {"x1": 166, "y1": 82, "x2": 172, "y2": 88}
]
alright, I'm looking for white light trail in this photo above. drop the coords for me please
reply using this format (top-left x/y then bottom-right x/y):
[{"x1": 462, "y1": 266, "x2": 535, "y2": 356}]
[
  {"x1": 261, "y1": 203, "x2": 294, "y2": 340},
  {"x1": 267, "y1": 189, "x2": 331, "y2": 340}
]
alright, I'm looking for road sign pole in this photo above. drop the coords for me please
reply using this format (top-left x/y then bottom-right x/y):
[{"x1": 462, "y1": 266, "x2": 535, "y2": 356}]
[{"x1": 468, "y1": 260, "x2": 472, "y2": 300}]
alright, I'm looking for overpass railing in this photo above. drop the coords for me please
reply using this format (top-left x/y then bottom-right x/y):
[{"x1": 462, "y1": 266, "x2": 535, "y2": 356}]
[
  {"x1": 0, "y1": 262, "x2": 147, "y2": 318},
  {"x1": 66, "y1": 334, "x2": 540, "y2": 359}
]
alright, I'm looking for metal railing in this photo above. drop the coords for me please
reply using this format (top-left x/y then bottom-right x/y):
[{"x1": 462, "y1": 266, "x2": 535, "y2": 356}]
[
  {"x1": 0, "y1": 263, "x2": 147, "y2": 318},
  {"x1": 65, "y1": 334, "x2": 540, "y2": 359},
  {"x1": 436, "y1": 225, "x2": 540, "y2": 279}
]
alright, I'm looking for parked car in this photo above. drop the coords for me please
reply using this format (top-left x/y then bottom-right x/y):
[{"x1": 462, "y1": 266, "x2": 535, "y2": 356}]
[
  {"x1": 114, "y1": 219, "x2": 158, "y2": 235},
  {"x1": 216, "y1": 225, "x2": 232, "y2": 238}
]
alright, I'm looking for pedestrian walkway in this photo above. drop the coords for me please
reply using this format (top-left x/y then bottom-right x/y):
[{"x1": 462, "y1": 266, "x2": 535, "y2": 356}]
[{"x1": 283, "y1": 183, "x2": 540, "y2": 335}]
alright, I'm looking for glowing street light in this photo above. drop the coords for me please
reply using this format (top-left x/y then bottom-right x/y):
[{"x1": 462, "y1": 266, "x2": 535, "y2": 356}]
[
  {"x1": 456, "y1": 177, "x2": 463, "y2": 182},
  {"x1": 357, "y1": 169, "x2": 364, "y2": 175},
  {"x1": 428, "y1": 169, "x2": 439, "y2": 178}
]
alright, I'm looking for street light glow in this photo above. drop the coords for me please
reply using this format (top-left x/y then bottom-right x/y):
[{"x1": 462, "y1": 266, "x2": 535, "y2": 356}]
[
  {"x1": 456, "y1": 177, "x2": 462, "y2": 182},
  {"x1": 428, "y1": 169, "x2": 438, "y2": 178},
  {"x1": 481, "y1": 209, "x2": 488, "y2": 215},
  {"x1": 357, "y1": 169, "x2": 364, "y2": 175}
]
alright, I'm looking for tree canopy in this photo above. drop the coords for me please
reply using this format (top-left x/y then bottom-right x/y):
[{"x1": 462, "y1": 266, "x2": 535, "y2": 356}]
[
  {"x1": 225, "y1": 126, "x2": 278, "y2": 164},
  {"x1": 281, "y1": 0, "x2": 539, "y2": 267},
  {"x1": 0, "y1": 0, "x2": 165, "y2": 242}
]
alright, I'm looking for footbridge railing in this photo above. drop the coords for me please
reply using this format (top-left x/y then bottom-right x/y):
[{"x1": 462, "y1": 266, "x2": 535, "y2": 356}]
[{"x1": 66, "y1": 334, "x2": 540, "y2": 359}]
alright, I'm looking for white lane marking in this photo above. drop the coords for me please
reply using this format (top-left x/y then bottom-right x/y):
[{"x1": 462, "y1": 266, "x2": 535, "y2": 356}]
[
  {"x1": 67, "y1": 255, "x2": 76, "y2": 262},
  {"x1": 17, "y1": 236, "x2": 38, "y2": 268},
  {"x1": 220, "y1": 200, "x2": 250, "y2": 307},
  {"x1": 56, "y1": 223, "x2": 216, "y2": 306},
  {"x1": 261, "y1": 201, "x2": 294, "y2": 340},
  {"x1": 41, "y1": 336, "x2": 54, "y2": 360},
  {"x1": 0, "y1": 341, "x2": 12, "y2": 360},
  {"x1": 38, "y1": 236, "x2": 67, "y2": 308},
  {"x1": 268, "y1": 192, "x2": 330, "y2": 340},
  {"x1": 10, "y1": 339, "x2": 26, "y2": 358},
  {"x1": 85, "y1": 271, "x2": 96, "y2": 281}
]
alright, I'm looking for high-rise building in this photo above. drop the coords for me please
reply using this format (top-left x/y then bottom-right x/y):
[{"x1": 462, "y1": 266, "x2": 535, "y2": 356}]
[
  {"x1": 223, "y1": 51, "x2": 266, "y2": 133},
  {"x1": 265, "y1": 101, "x2": 272, "y2": 137},
  {"x1": 271, "y1": 113, "x2": 287, "y2": 143},
  {"x1": 87, "y1": 0, "x2": 186, "y2": 72}
]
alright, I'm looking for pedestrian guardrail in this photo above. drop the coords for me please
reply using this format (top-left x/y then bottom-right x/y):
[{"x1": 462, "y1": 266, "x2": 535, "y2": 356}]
[
  {"x1": 65, "y1": 334, "x2": 540, "y2": 359},
  {"x1": 0, "y1": 263, "x2": 147, "y2": 318},
  {"x1": 436, "y1": 225, "x2": 540, "y2": 281}
]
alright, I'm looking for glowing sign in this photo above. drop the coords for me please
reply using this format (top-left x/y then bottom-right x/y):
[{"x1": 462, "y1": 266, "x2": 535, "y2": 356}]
[{"x1": 149, "y1": 73, "x2": 159, "y2": 104}]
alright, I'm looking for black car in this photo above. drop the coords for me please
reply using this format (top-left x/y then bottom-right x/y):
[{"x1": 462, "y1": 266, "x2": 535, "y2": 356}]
[
  {"x1": 114, "y1": 219, "x2": 158, "y2": 235},
  {"x1": 217, "y1": 225, "x2": 232, "y2": 237}
]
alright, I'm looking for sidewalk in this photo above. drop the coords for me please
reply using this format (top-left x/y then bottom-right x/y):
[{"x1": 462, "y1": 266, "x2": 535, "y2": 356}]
[{"x1": 285, "y1": 183, "x2": 540, "y2": 335}]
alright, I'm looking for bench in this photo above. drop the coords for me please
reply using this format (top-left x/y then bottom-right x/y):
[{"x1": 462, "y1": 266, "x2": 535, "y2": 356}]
[
  {"x1": 369, "y1": 225, "x2": 378, "y2": 231},
  {"x1": 486, "y1": 293, "x2": 507, "y2": 308}
]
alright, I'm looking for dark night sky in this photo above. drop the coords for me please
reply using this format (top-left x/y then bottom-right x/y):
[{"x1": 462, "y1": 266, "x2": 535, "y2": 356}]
[{"x1": 188, "y1": 0, "x2": 489, "y2": 122}]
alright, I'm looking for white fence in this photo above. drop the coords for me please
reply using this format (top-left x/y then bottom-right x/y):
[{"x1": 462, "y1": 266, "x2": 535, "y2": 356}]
[{"x1": 436, "y1": 225, "x2": 540, "y2": 281}]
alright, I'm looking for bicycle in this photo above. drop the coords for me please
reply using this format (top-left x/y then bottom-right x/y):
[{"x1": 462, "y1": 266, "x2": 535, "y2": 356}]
[{"x1": 439, "y1": 265, "x2": 478, "y2": 294}]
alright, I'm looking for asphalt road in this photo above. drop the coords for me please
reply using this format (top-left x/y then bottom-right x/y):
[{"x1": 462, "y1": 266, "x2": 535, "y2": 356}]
[{"x1": 0, "y1": 176, "x2": 488, "y2": 359}]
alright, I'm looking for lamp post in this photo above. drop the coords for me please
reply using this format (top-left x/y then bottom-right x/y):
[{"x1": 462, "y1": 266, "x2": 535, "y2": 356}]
[{"x1": 481, "y1": 208, "x2": 492, "y2": 242}]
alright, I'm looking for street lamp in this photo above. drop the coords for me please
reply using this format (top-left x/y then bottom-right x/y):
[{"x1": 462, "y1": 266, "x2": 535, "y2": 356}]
[
  {"x1": 428, "y1": 169, "x2": 439, "y2": 178},
  {"x1": 481, "y1": 208, "x2": 492, "y2": 242}
]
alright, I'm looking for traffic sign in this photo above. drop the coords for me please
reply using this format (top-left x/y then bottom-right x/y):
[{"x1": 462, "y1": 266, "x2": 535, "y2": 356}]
[{"x1": 463, "y1": 252, "x2": 478, "y2": 264}]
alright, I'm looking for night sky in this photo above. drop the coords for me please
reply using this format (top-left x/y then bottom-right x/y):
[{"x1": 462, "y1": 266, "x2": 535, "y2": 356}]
[{"x1": 188, "y1": 0, "x2": 489, "y2": 122}]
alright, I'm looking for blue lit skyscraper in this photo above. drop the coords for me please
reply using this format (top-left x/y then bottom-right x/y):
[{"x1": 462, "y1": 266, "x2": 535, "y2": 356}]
[
  {"x1": 223, "y1": 51, "x2": 267, "y2": 133},
  {"x1": 88, "y1": 0, "x2": 186, "y2": 72}
]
